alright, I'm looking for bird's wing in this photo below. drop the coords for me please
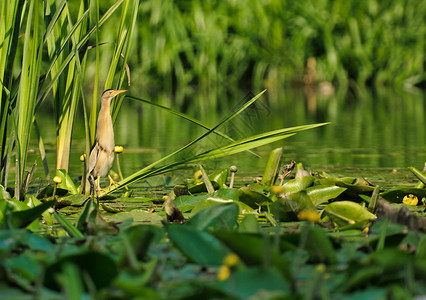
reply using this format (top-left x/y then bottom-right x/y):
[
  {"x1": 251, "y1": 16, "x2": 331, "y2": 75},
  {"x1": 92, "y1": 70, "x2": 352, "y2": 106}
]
[{"x1": 88, "y1": 140, "x2": 100, "y2": 174}]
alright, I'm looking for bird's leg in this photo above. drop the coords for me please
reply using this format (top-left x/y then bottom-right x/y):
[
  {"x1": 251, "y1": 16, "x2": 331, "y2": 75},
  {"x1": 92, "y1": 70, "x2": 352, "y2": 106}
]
[
  {"x1": 108, "y1": 174, "x2": 120, "y2": 189},
  {"x1": 88, "y1": 174, "x2": 99, "y2": 205}
]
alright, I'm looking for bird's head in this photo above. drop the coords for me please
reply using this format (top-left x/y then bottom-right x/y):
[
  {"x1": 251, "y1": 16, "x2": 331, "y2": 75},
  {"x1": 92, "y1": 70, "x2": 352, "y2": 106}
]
[{"x1": 102, "y1": 89, "x2": 127, "y2": 101}]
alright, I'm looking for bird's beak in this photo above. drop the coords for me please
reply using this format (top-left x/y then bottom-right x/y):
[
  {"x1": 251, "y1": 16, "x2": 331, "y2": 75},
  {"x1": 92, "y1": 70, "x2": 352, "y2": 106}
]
[{"x1": 111, "y1": 90, "x2": 127, "y2": 96}]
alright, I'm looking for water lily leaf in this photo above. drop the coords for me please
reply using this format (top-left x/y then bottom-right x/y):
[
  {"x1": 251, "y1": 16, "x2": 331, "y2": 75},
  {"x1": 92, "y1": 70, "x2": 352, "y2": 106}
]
[
  {"x1": 281, "y1": 176, "x2": 315, "y2": 193},
  {"x1": 261, "y1": 147, "x2": 282, "y2": 186},
  {"x1": 324, "y1": 201, "x2": 377, "y2": 227},
  {"x1": 380, "y1": 187, "x2": 426, "y2": 203},
  {"x1": 60, "y1": 193, "x2": 88, "y2": 206},
  {"x1": 212, "y1": 267, "x2": 290, "y2": 299},
  {"x1": 118, "y1": 225, "x2": 164, "y2": 264},
  {"x1": 0, "y1": 199, "x2": 55, "y2": 229},
  {"x1": 166, "y1": 224, "x2": 230, "y2": 266},
  {"x1": 56, "y1": 169, "x2": 78, "y2": 194},
  {"x1": 238, "y1": 214, "x2": 260, "y2": 233},
  {"x1": 188, "y1": 181, "x2": 220, "y2": 194},
  {"x1": 209, "y1": 168, "x2": 229, "y2": 187},
  {"x1": 0, "y1": 185, "x2": 11, "y2": 199},
  {"x1": 176, "y1": 188, "x2": 239, "y2": 211},
  {"x1": 306, "y1": 185, "x2": 347, "y2": 206},
  {"x1": 187, "y1": 202, "x2": 239, "y2": 231},
  {"x1": 44, "y1": 251, "x2": 118, "y2": 291},
  {"x1": 213, "y1": 230, "x2": 290, "y2": 278},
  {"x1": 272, "y1": 191, "x2": 315, "y2": 221},
  {"x1": 36, "y1": 185, "x2": 68, "y2": 199},
  {"x1": 239, "y1": 187, "x2": 271, "y2": 208},
  {"x1": 302, "y1": 224, "x2": 337, "y2": 264}
]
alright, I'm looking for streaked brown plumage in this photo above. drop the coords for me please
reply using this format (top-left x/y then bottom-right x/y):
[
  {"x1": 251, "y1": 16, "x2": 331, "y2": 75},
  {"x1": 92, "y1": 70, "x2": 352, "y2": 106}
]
[{"x1": 88, "y1": 89, "x2": 126, "y2": 203}]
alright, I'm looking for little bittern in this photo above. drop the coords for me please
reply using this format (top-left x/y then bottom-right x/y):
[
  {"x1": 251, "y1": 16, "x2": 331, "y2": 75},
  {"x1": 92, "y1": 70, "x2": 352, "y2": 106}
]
[{"x1": 88, "y1": 89, "x2": 126, "y2": 203}]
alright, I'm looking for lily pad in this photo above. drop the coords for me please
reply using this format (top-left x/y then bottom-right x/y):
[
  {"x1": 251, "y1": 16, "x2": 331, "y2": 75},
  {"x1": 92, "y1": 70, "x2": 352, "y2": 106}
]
[{"x1": 324, "y1": 201, "x2": 377, "y2": 228}]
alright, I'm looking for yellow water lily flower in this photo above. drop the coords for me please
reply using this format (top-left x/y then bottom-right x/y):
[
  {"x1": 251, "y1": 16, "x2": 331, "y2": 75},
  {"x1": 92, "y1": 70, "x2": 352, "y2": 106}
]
[
  {"x1": 297, "y1": 210, "x2": 320, "y2": 222},
  {"x1": 403, "y1": 194, "x2": 418, "y2": 206},
  {"x1": 53, "y1": 176, "x2": 62, "y2": 184},
  {"x1": 217, "y1": 265, "x2": 231, "y2": 281},
  {"x1": 224, "y1": 253, "x2": 239, "y2": 267}
]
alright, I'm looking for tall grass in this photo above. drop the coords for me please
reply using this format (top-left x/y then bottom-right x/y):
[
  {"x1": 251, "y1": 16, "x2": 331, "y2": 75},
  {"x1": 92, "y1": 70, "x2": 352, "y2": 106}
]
[
  {"x1": 0, "y1": 0, "x2": 135, "y2": 198},
  {"x1": 130, "y1": 0, "x2": 425, "y2": 94}
]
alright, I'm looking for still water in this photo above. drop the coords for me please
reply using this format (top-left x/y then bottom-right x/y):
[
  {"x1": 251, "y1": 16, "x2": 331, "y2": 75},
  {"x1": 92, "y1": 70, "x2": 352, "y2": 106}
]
[{"x1": 29, "y1": 86, "x2": 426, "y2": 188}]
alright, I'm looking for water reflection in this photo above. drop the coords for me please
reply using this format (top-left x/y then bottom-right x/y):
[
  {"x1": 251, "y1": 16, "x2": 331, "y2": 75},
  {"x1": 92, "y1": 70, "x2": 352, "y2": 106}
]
[{"x1": 30, "y1": 86, "x2": 425, "y2": 184}]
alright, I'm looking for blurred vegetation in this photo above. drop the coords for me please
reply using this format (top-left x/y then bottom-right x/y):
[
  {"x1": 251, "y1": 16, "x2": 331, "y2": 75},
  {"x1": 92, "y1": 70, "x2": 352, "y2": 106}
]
[{"x1": 114, "y1": 0, "x2": 426, "y2": 94}]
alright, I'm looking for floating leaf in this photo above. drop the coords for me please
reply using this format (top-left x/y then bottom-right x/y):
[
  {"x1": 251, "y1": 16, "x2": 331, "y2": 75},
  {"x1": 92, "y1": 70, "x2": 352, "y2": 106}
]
[
  {"x1": 187, "y1": 202, "x2": 239, "y2": 231},
  {"x1": 402, "y1": 194, "x2": 418, "y2": 206},
  {"x1": 209, "y1": 168, "x2": 229, "y2": 187},
  {"x1": 55, "y1": 169, "x2": 78, "y2": 194},
  {"x1": 166, "y1": 224, "x2": 230, "y2": 266},
  {"x1": 381, "y1": 187, "x2": 426, "y2": 203},
  {"x1": 281, "y1": 176, "x2": 315, "y2": 193},
  {"x1": 239, "y1": 187, "x2": 271, "y2": 208},
  {"x1": 212, "y1": 267, "x2": 290, "y2": 299},
  {"x1": 324, "y1": 201, "x2": 377, "y2": 227},
  {"x1": 306, "y1": 185, "x2": 347, "y2": 206},
  {"x1": 261, "y1": 147, "x2": 282, "y2": 186},
  {"x1": 44, "y1": 251, "x2": 118, "y2": 291},
  {"x1": 272, "y1": 191, "x2": 315, "y2": 221}
]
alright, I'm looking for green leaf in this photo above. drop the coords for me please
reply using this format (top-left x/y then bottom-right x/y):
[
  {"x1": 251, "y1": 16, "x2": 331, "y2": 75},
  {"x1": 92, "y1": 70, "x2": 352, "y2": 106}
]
[
  {"x1": 214, "y1": 230, "x2": 290, "y2": 278},
  {"x1": 213, "y1": 267, "x2": 290, "y2": 299},
  {"x1": 272, "y1": 191, "x2": 315, "y2": 221},
  {"x1": 409, "y1": 166, "x2": 426, "y2": 185},
  {"x1": 281, "y1": 176, "x2": 315, "y2": 193},
  {"x1": 239, "y1": 187, "x2": 271, "y2": 208},
  {"x1": 44, "y1": 251, "x2": 118, "y2": 291},
  {"x1": 380, "y1": 187, "x2": 426, "y2": 203},
  {"x1": 306, "y1": 185, "x2": 347, "y2": 206},
  {"x1": 187, "y1": 202, "x2": 239, "y2": 231},
  {"x1": 56, "y1": 169, "x2": 78, "y2": 194},
  {"x1": 260, "y1": 147, "x2": 282, "y2": 186},
  {"x1": 166, "y1": 224, "x2": 230, "y2": 266},
  {"x1": 324, "y1": 201, "x2": 377, "y2": 227},
  {"x1": 1, "y1": 199, "x2": 55, "y2": 229},
  {"x1": 54, "y1": 211, "x2": 84, "y2": 238}
]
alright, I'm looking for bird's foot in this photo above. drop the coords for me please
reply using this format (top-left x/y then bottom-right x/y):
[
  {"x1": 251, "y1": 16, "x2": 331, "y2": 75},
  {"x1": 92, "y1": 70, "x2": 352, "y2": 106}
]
[{"x1": 107, "y1": 175, "x2": 120, "y2": 189}]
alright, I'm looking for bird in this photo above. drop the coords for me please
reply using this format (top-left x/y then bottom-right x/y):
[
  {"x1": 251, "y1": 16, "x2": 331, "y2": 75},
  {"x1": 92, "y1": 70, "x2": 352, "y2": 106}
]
[{"x1": 87, "y1": 89, "x2": 127, "y2": 203}]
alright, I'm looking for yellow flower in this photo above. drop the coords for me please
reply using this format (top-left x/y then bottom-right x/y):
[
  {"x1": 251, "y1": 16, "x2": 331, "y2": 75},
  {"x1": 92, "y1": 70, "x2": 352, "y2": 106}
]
[
  {"x1": 79, "y1": 154, "x2": 86, "y2": 162},
  {"x1": 53, "y1": 176, "x2": 62, "y2": 184},
  {"x1": 403, "y1": 194, "x2": 418, "y2": 206},
  {"x1": 194, "y1": 170, "x2": 203, "y2": 181},
  {"x1": 217, "y1": 265, "x2": 231, "y2": 281},
  {"x1": 271, "y1": 185, "x2": 285, "y2": 195},
  {"x1": 114, "y1": 146, "x2": 124, "y2": 153},
  {"x1": 297, "y1": 210, "x2": 320, "y2": 223},
  {"x1": 224, "y1": 253, "x2": 239, "y2": 267}
]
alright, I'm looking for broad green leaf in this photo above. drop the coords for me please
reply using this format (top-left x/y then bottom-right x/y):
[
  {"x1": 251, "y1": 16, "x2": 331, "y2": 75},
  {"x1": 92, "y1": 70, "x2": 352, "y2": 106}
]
[
  {"x1": 209, "y1": 168, "x2": 229, "y2": 187},
  {"x1": 44, "y1": 251, "x2": 118, "y2": 291},
  {"x1": 54, "y1": 211, "x2": 84, "y2": 238},
  {"x1": 167, "y1": 224, "x2": 230, "y2": 266},
  {"x1": 324, "y1": 201, "x2": 377, "y2": 227},
  {"x1": 239, "y1": 187, "x2": 271, "y2": 208},
  {"x1": 56, "y1": 169, "x2": 78, "y2": 194},
  {"x1": 380, "y1": 187, "x2": 426, "y2": 203},
  {"x1": 187, "y1": 202, "x2": 239, "y2": 231},
  {"x1": 0, "y1": 199, "x2": 55, "y2": 229},
  {"x1": 281, "y1": 176, "x2": 315, "y2": 193},
  {"x1": 306, "y1": 185, "x2": 347, "y2": 206},
  {"x1": 272, "y1": 191, "x2": 315, "y2": 221},
  {"x1": 214, "y1": 230, "x2": 290, "y2": 278},
  {"x1": 260, "y1": 147, "x2": 282, "y2": 186},
  {"x1": 212, "y1": 267, "x2": 290, "y2": 299}
]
